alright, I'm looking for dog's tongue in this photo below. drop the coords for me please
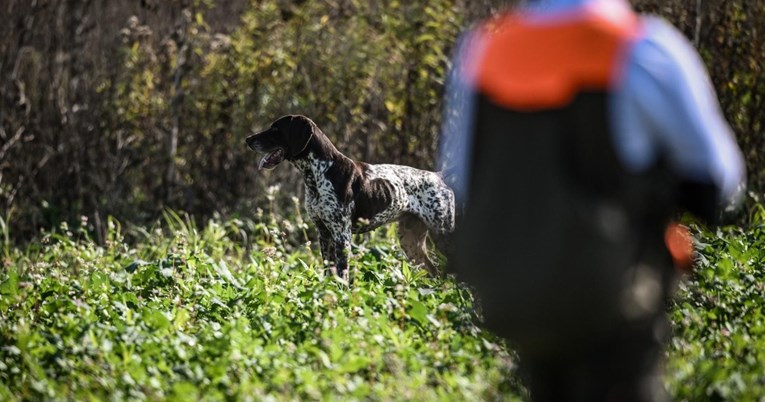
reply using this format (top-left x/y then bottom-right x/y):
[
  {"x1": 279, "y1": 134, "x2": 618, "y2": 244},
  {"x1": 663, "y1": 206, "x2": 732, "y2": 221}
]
[
  {"x1": 258, "y1": 149, "x2": 284, "y2": 170},
  {"x1": 258, "y1": 154, "x2": 272, "y2": 170}
]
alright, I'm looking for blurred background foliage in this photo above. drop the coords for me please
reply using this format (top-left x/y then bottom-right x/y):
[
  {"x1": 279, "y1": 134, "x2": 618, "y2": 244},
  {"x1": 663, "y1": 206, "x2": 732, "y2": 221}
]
[{"x1": 0, "y1": 0, "x2": 763, "y2": 242}]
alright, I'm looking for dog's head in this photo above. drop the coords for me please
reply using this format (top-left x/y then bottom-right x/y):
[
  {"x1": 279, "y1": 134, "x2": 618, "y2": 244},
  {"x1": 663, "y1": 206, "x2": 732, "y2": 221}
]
[{"x1": 245, "y1": 115, "x2": 315, "y2": 170}]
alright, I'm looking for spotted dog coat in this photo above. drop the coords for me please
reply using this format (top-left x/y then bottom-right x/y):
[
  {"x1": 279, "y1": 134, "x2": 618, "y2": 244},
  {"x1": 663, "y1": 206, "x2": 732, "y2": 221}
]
[{"x1": 246, "y1": 115, "x2": 455, "y2": 278}]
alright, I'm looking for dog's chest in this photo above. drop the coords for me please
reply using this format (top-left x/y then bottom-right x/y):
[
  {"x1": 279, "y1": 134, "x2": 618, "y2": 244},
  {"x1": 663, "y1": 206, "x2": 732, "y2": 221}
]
[{"x1": 294, "y1": 157, "x2": 346, "y2": 220}]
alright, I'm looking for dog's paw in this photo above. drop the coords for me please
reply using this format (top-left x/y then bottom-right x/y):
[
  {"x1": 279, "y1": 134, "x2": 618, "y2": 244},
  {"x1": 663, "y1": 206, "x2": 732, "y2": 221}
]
[{"x1": 325, "y1": 265, "x2": 351, "y2": 286}]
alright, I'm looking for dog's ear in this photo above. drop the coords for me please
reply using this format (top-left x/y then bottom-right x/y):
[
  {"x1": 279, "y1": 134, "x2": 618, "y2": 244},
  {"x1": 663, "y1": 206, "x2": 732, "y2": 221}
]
[{"x1": 286, "y1": 115, "x2": 314, "y2": 158}]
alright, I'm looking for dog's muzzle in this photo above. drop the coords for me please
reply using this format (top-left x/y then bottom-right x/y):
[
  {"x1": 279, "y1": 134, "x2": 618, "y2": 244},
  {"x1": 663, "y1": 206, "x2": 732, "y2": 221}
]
[{"x1": 245, "y1": 136, "x2": 258, "y2": 151}]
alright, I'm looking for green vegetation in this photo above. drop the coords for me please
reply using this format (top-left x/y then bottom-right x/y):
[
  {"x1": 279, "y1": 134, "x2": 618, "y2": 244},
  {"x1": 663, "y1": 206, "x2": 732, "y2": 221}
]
[
  {"x1": 2, "y1": 206, "x2": 765, "y2": 400},
  {"x1": 0, "y1": 210, "x2": 522, "y2": 401},
  {"x1": 667, "y1": 206, "x2": 765, "y2": 400}
]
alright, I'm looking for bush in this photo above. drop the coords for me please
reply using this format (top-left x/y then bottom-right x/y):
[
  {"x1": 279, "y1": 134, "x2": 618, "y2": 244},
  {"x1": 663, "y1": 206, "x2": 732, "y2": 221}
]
[
  {"x1": 0, "y1": 0, "x2": 470, "y2": 241},
  {"x1": 1, "y1": 0, "x2": 762, "y2": 242}
]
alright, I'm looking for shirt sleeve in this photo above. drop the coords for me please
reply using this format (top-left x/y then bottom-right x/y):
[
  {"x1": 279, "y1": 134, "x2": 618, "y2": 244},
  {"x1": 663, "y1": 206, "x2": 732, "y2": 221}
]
[
  {"x1": 438, "y1": 29, "x2": 488, "y2": 205},
  {"x1": 611, "y1": 16, "x2": 746, "y2": 207}
]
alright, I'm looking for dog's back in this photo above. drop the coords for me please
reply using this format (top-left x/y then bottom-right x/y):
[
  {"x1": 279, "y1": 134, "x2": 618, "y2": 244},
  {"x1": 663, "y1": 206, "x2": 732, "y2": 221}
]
[{"x1": 365, "y1": 164, "x2": 454, "y2": 233}]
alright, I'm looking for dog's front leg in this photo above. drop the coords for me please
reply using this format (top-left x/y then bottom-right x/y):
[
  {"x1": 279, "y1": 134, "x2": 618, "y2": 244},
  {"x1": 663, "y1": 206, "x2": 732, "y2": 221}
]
[
  {"x1": 333, "y1": 232, "x2": 352, "y2": 280},
  {"x1": 313, "y1": 219, "x2": 335, "y2": 269},
  {"x1": 328, "y1": 216, "x2": 352, "y2": 281}
]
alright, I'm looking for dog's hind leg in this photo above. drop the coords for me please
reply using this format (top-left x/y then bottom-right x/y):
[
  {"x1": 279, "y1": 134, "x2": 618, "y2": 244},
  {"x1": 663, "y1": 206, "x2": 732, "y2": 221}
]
[
  {"x1": 430, "y1": 232, "x2": 453, "y2": 260},
  {"x1": 398, "y1": 213, "x2": 439, "y2": 276}
]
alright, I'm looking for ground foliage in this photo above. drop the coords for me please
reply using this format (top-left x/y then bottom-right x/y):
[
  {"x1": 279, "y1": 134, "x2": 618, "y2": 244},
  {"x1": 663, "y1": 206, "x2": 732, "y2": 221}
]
[
  {"x1": 667, "y1": 205, "x2": 765, "y2": 400},
  {"x1": 3, "y1": 206, "x2": 765, "y2": 400},
  {"x1": 0, "y1": 209, "x2": 524, "y2": 401}
]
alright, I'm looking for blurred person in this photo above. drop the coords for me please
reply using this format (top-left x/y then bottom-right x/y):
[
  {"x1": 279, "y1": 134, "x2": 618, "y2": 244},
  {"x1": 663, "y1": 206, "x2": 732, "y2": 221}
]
[{"x1": 438, "y1": 0, "x2": 746, "y2": 400}]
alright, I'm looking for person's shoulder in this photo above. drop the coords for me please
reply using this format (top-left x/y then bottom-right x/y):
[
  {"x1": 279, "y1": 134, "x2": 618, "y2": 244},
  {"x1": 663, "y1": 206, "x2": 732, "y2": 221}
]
[
  {"x1": 626, "y1": 15, "x2": 711, "y2": 86},
  {"x1": 636, "y1": 16, "x2": 703, "y2": 66},
  {"x1": 640, "y1": 15, "x2": 689, "y2": 41}
]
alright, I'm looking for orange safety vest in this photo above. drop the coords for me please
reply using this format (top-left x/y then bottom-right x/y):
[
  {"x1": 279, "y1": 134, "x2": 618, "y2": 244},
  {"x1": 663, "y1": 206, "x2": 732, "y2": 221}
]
[
  {"x1": 472, "y1": 7, "x2": 693, "y2": 271},
  {"x1": 476, "y1": 7, "x2": 641, "y2": 111}
]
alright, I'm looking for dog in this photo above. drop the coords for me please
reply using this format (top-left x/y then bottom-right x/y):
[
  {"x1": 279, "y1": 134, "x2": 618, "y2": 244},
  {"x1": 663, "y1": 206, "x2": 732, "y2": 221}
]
[{"x1": 246, "y1": 115, "x2": 455, "y2": 278}]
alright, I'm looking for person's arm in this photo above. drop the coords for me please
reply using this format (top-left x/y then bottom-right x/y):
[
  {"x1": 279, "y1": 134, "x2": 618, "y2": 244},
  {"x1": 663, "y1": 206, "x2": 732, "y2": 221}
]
[
  {"x1": 438, "y1": 30, "x2": 488, "y2": 206},
  {"x1": 612, "y1": 17, "x2": 746, "y2": 222}
]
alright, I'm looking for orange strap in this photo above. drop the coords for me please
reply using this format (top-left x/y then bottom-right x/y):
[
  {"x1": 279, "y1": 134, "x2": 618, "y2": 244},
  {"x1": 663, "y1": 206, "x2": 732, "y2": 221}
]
[
  {"x1": 476, "y1": 7, "x2": 641, "y2": 110},
  {"x1": 665, "y1": 222, "x2": 694, "y2": 272}
]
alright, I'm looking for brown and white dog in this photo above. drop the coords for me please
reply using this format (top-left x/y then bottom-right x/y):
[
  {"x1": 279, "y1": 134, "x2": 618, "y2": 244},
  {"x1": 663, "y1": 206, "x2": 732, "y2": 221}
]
[{"x1": 246, "y1": 115, "x2": 455, "y2": 278}]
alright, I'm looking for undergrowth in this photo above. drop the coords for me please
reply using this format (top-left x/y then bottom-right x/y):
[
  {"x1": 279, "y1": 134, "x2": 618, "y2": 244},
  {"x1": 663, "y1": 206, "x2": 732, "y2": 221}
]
[
  {"x1": 0, "y1": 209, "x2": 522, "y2": 401},
  {"x1": 2, "y1": 205, "x2": 765, "y2": 400},
  {"x1": 667, "y1": 205, "x2": 765, "y2": 400}
]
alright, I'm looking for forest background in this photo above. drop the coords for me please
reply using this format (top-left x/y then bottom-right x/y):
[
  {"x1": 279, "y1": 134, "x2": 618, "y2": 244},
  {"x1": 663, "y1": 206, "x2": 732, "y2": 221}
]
[{"x1": 1, "y1": 0, "x2": 763, "y2": 241}]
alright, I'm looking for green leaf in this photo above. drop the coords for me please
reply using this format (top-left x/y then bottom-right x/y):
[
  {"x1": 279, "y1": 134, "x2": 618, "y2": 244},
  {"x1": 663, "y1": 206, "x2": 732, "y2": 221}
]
[
  {"x1": 340, "y1": 355, "x2": 370, "y2": 373},
  {"x1": 142, "y1": 308, "x2": 172, "y2": 330},
  {"x1": 0, "y1": 267, "x2": 18, "y2": 298},
  {"x1": 408, "y1": 299, "x2": 428, "y2": 326}
]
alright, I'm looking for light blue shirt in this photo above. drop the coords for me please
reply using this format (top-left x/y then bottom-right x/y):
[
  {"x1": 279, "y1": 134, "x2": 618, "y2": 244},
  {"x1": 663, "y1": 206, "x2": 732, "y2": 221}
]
[{"x1": 439, "y1": 0, "x2": 746, "y2": 208}]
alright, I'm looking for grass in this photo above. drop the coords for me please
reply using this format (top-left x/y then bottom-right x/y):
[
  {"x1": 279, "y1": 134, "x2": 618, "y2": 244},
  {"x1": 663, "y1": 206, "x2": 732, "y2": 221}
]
[
  {"x1": 666, "y1": 206, "x2": 765, "y2": 400},
  {"x1": 0, "y1": 210, "x2": 522, "y2": 401},
  {"x1": 1, "y1": 205, "x2": 765, "y2": 400}
]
